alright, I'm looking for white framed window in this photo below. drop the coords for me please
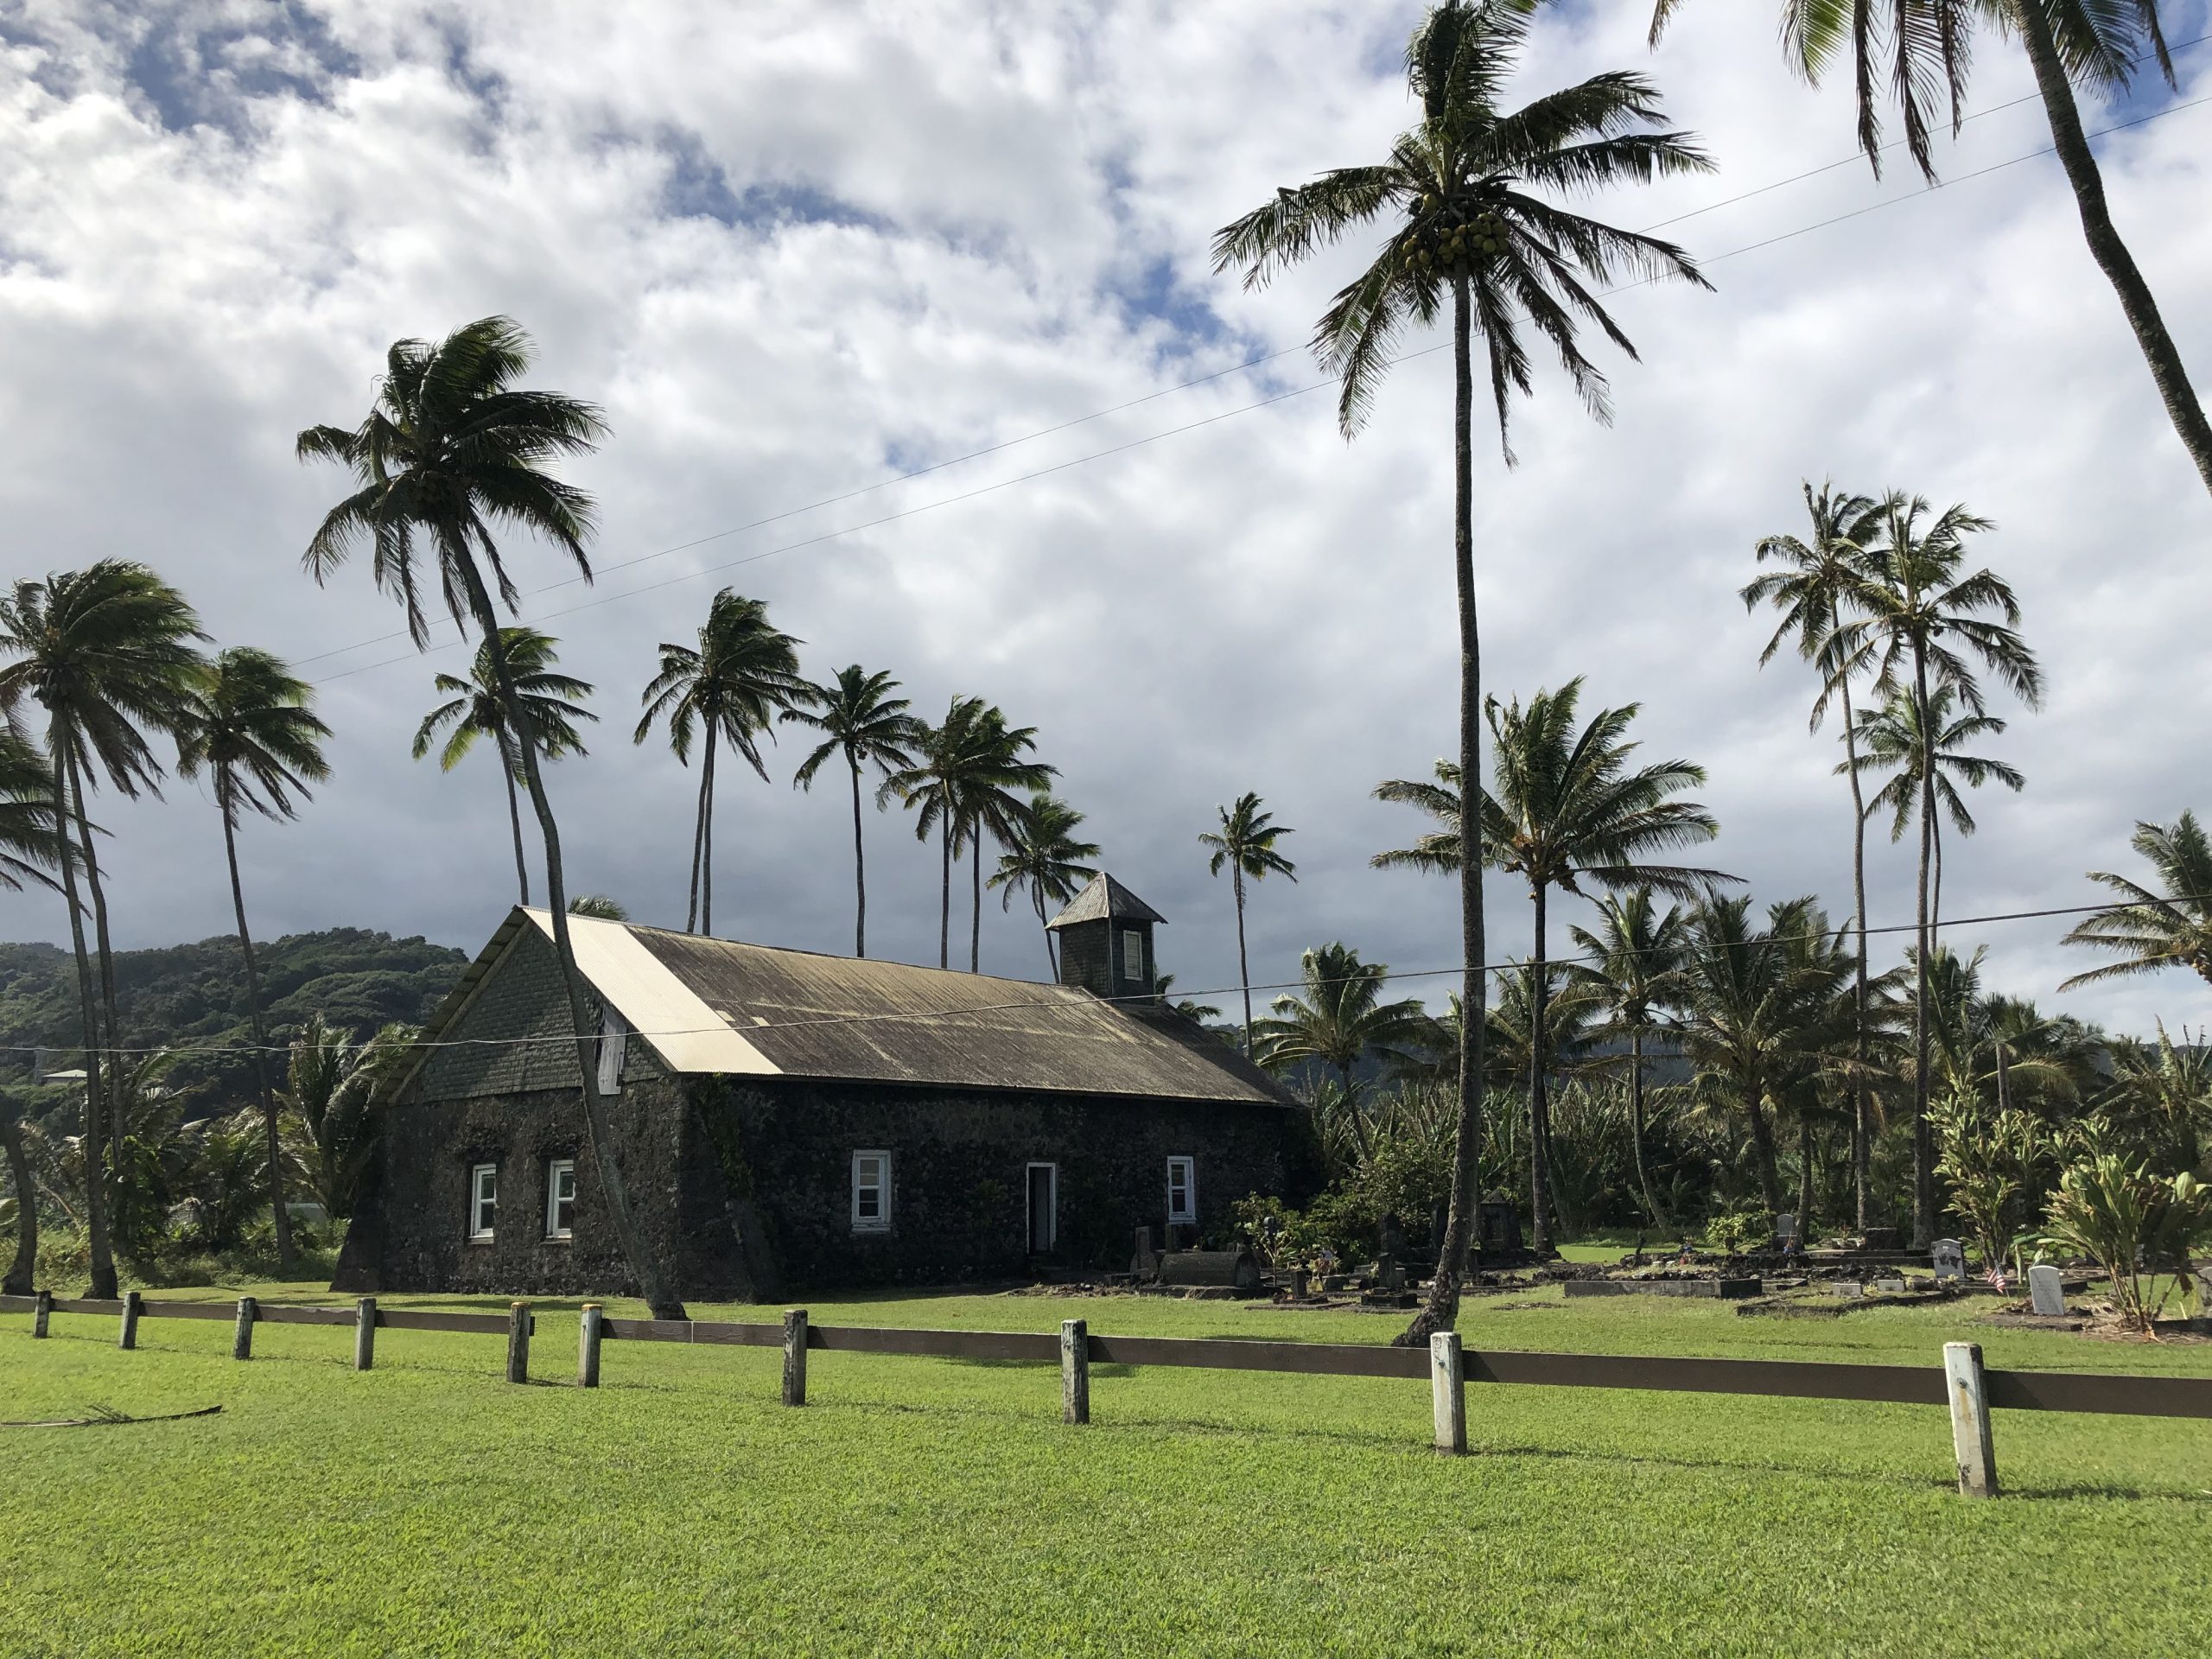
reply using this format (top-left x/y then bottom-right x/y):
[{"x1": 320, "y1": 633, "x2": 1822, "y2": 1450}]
[
  {"x1": 1122, "y1": 928, "x2": 1145, "y2": 980},
  {"x1": 544, "y1": 1159, "x2": 576, "y2": 1241},
  {"x1": 595, "y1": 1007, "x2": 628, "y2": 1096},
  {"x1": 851, "y1": 1150, "x2": 892, "y2": 1234},
  {"x1": 468, "y1": 1163, "x2": 498, "y2": 1242},
  {"x1": 1166, "y1": 1155, "x2": 1196, "y2": 1224}
]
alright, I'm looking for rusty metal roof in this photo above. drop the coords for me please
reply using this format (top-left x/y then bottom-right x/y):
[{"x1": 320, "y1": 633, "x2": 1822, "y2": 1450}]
[{"x1": 1045, "y1": 872, "x2": 1166, "y2": 931}]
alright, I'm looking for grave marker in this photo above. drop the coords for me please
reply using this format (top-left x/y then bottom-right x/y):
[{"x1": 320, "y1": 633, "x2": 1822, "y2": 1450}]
[
  {"x1": 1774, "y1": 1212, "x2": 1800, "y2": 1252},
  {"x1": 1931, "y1": 1239, "x2": 1967, "y2": 1284},
  {"x1": 2028, "y1": 1264, "x2": 2066, "y2": 1318}
]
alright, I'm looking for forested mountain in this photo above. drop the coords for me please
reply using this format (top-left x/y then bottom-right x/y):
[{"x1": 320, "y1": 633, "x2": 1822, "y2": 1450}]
[{"x1": 0, "y1": 929, "x2": 467, "y2": 1115}]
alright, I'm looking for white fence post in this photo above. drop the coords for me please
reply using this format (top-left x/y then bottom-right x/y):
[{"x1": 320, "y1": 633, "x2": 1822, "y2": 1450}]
[
  {"x1": 1431, "y1": 1331, "x2": 1467, "y2": 1454},
  {"x1": 1061, "y1": 1319, "x2": 1090, "y2": 1425},
  {"x1": 1944, "y1": 1340, "x2": 1999, "y2": 1498},
  {"x1": 578, "y1": 1303, "x2": 603, "y2": 1389}
]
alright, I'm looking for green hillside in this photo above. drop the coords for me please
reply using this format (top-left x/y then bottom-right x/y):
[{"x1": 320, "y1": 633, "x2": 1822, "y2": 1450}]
[{"x1": 0, "y1": 929, "x2": 467, "y2": 1112}]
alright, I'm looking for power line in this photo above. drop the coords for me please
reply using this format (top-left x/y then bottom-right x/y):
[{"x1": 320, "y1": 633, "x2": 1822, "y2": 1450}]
[
  {"x1": 11, "y1": 887, "x2": 2190, "y2": 1059},
  {"x1": 296, "y1": 51, "x2": 2210, "y2": 685}
]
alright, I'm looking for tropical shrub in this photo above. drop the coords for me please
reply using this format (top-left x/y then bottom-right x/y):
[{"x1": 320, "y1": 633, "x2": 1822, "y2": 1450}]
[
  {"x1": 1932, "y1": 1098, "x2": 2052, "y2": 1273},
  {"x1": 1704, "y1": 1208, "x2": 1771, "y2": 1255},
  {"x1": 2039, "y1": 1155, "x2": 2212, "y2": 1332}
]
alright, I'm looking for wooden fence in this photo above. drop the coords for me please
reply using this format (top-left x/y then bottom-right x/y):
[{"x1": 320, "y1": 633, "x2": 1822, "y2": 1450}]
[{"x1": 9, "y1": 1290, "x2": 2209, "y2": 1500}]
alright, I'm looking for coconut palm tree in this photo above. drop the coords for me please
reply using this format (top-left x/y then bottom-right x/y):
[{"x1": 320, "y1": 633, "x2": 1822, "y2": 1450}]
[
  {"x1": 412, "y1": 627, "x2": 595, "y2": 907},
  {"x1": 1838, "y1": 492, "x2": 2041, "y2": 1246},
  {"x1": 1251, "y1": 943, "x2": 1437, "y2": 1161},
  {"x1": 296, "y1": 314, "x2": 684, "y2": 1319},
  {"x1": 566, "y1": 894, "x2": 627, "y2": 920},
  {"x1": 1154, "y1": 973, "x2": 1225, "y2": 1027},
  {"x1": 784, "y1": 665, "x2": 924, "y2": 958},
  {"x1": 279, "y1": 1014, "x2": 415, "y2": 1222},
  {"x1": 1199, "y1": 793, "x2": 1299, "y2": 1052},
  {"x1": 2061, "y1": 810, "x2": 2212, "y2": 990},
  {"x1": 2101, "y1": 1022, "x2": 2212, "y2": 1173},
  {"x1": 886, "y1": 697, "x2": 1056, "y2": 971},
  {"x1": 0, "y1": 729, "x2": 67, "y2": 895},
  {"x1": 1843, "y1": 680, "x2": 2024, "y2": 934},
  {"x1": 1, "y1": 1085, "x2": 36, "y2": 1294},
  {"x1": 1745, "y1": 480, "x2": 1885, "y2": 1229},
  {"x1": 1567, "y1": 888, "x2": 1688, "y2": 1227},
  {"x1": 1215, "y1": 0, "x2": 1711, "y2": 1337},
  {"x1": 636, "y1": 590, "x2": 805, "y2": 938},
  {"x1": 1651, "y1": 1, "x2": 2212, "y2": 504},
  {"x1": 175, "y1": 646, "x2": 332, "y2": 1269},
  {"x1": 987, "y1": 794, "x2": 1102, "y2": 975},
  {"x1": 0, "y1": 561, "x2": 205, "y2": 1299}
]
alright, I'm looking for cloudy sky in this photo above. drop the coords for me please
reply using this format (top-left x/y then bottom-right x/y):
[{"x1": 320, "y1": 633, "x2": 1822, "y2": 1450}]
[{"x1": 3, "y1": 0, "x2": 2209, "y2": 1039}]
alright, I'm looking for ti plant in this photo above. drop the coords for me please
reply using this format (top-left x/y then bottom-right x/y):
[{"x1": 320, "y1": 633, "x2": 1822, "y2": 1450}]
[{"x1": 2037, "y1": 1155, "x2": 2212, "y2": 1335}]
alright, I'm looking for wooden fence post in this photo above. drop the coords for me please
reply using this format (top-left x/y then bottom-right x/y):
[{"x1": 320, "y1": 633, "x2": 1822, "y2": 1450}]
[
  {"x1": 232, "y1": 1295, "x2": 257, "y2": 1361},
  {"x1": 578, "y1": 1303, "x2": 603, "y2": 1389},
  {"x1": 118, "y1": 1289, "x2": 142, "y2": 1351},
  {"x1": 506, "y1": 1301, "x2": 531, "y2": 1385},
  {"x1": 1944, "y1": 1341, "x2": 1999, "y2": 1498},
  {"x1": 1431, "y1": 1330, "x2": 1467, "y2": 1454},
  {"x1": 782, "y1": 1308, "x2": 808, "y2": 1406},
  {"x1": 32, "y1": 1289, "x2": 52, "y2": 1338},
  {"x1": 1061, "y1": 1319, "x2": 1090, "y2": 1425},
  {"x1": 353, "y1": 1298, "x2": 377, "y2": 1372}
]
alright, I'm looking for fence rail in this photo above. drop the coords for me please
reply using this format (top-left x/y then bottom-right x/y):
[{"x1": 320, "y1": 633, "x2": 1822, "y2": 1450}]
[{"x1": 8, "y1": 1291, "x2": 2209, "y2": 1497}]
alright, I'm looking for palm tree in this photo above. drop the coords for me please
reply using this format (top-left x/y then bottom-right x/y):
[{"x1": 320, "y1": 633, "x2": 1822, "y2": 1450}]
[
  {"x1": 1567, "y1": 888, "x2": 1688, "y2": 1227},
  {"x1": 1844, "y1": 680, "x2": 2024, "y2": 935},
  {"x1": 784, "y1": 665, "x2": 924, "y2": 958},
  {"x1": 2061, "y1": 811, "x2": 2212, "y2": 990},
  {"x1": 412, "y1": 627, "x2": 595, "y2": 907},
  {"x1": 175, "y1": 646, "x2": 332, "y2": 1270},
  {"x1": 1215, "y1": 0, "x2": 1711, "y2": 1338},
  {"x1": 635, "y1": 589, "x2": 805, "y2": 938},
  {"x1": 2101, "y1": 1022, "x2": 2212, "y2": 1173},
  {"x1": 1199, "y1": 793, "x2": 1299, "y2": 1052},
  {"x1": 279, "y1": 1014, "x2": 415, "y2": 1222},
  {"x1": 886, "y1": 697, "x2": 1055, "y2": 971},
  {"x1": 296, "y1": 314, "x2": 684, "y2": 1319},
  {"x1": 1651, "y1": 1, "x2": 2212, "y2": 504},
  {"x1": 1251, "y1": 943, "x2": 1437, "y2": 1161},
  {"x1": 0, "y1": 730, "x2": 67, "y2": 895},
  {"x1": 987, "y1": 794, "x2": 1102, "y2": 976},
  {"x1": 2, "y1": 1084, "x2": 36, "y2": 1295},
  {"x1": 1745, "y1": 480, "x2": 1884, "y2": 1230},
  {"x1": 566, "y1": 894, "x2": 628, "y2": 920},
  {"x1": 1154, "y1": 972, "x2": 1225, "y2": 1026},
  {"x1": 1839, "y1": 493, "x2": 2042, "y2": 1246},
  {"x1": 0, "y1": 561, "x2": 205, "y2": 1299}
]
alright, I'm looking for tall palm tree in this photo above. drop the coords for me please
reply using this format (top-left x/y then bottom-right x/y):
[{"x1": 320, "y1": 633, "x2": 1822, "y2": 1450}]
[
  {"x1": 1844, "y1": 680, "x2": 2024, "y2": 933},
  {"x1": 1379, "y1": 679, "x2": 1730, "y2": 1253},
  {"x1": 988, "y1": 794, "x2": 1102, "y2": 975},
  {"x1": 0, "y1": 561, "x2": 205, "y2": 1299},
  {"x1": 175, "y1": 646, "x2": 332, "y2": 1270},
  {"x1": 2101, "y1": 1021, "x2": 2212, "y2": 1173},
  {"x1": 1567, "y1": 888, "x2": 1687, "y2": 1227},
  {"x1": 1251, "y1": 943, "x2": 1437, "y2": 1161},
  {"x1": 1199, "y1": 792, "x2": 1299, "y2": 1052},
  {"x1": 1745, "y1": 480, "x2": 1884, "y2": 1230},
  {"x1": 0, "y1": 729, "x2": 67, "y2": 895},
  {"x1": 887, "y1": 697, "x2": 1055, "y2": 971},
  {"x1": 1215, "y1": 0, "x2": 1711, "y2": 1338},
  {"x1": 412, "y1": 627, "x2": 595, "y2": 907},
  {"x1": 2061, "y1": 811, "x2": 2212, "y2": 990},
  {"x1": 1839, "y1": 493, "x2": 2042, "y2": 1246},
  {"x1": 785, "y1": 665, "x2": 924, "y2": 958},
  {"x1": 1652, "y1": 1, "x2": 2212, "y2": 504},
  {"x1": 635, "y1": 589, "x2": 805, "y2": 938},
  {"x1": 279, "y1": 1014, "x2": 415, "y2": 1222},
  {"x1": 296, "y1": 315, "x2": 684, "y2": 1319}
]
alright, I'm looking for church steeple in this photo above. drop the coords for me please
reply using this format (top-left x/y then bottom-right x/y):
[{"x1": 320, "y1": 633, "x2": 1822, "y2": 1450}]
[{"x1": 1046, "y1": 874, "x2": 1166, "y2": 999}]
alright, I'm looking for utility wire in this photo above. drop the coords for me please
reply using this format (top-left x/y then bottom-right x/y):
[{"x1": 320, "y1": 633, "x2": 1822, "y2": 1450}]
[
  {"x1": 295, "y1": 47, "x2": 2209, "y2": 683},
  {"x1": 12, "y1": 888, "x2": 2195, "y2": 1058}
]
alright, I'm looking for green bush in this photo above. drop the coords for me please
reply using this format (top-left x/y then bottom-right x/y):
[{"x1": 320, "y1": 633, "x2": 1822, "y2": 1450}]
[
  {"x1": 2038, "y1": 1155, "x2": 2212, "y2": 1332},
  {"x1": 1703, "y1": 1208, "x2": 1770, "y2": 1255}
]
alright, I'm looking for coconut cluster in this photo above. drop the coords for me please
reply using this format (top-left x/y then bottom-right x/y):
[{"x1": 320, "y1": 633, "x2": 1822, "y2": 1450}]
[{"x1": 1406, "y1": 194, "x2": 1510, "y2": 275}]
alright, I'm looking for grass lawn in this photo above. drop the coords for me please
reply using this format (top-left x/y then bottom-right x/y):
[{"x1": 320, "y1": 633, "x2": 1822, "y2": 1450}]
[{"x1": 3, "y1": 1281, "x2": 2208, "y2": 1657}]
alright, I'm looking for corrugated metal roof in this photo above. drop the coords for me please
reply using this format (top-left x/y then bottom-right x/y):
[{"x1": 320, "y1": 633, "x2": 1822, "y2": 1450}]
[{"x1": 1045, "y1": 872, "x2": 1166, "y2": 930}]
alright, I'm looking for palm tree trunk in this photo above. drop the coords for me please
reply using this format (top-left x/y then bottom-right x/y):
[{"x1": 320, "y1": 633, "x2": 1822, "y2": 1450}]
[
  {"x1": 1910, "y1": 649, "x2": 1937, "y2": 1249},
  {"x1": 1838, "y1": 654, "x2": 1873, "y2": 1233},
  {"x1": 969, "y1": 834, "x2": 982, "y2": 973},
  {"x1": 467, "y1": 582, "x2": 686, "y2": 1320},
  {"x1": 1796, "y1": 1113, "x2": 1816, "y2": 1230},
  {"x1": 67, "y1": 771, "x2": 125, "y2": 1177},
  {"x1": 1629, "y1": 1027, "x2": 1665, "y2": 1227},
  {"x1": 1745, "y1": 1092, "x2": 1785, "y2": 1216},
  {"x1": 939, "y1": 820, "x2": 952, "y2": 969},
  {"x1": 220, "y1": 796, "x2": 292, "y2": 1270},
  {"x1": 1405, "y1": 269, "x2": 1486, "y2": 1345},
  {"x1": 56, "y1": 743, "x2": 117, "y2": 1299},
  {"x1": 698, "y1": 726, "x2": 719, "y2": 937},
  {"x1": 849, "y1": 755, "x2": 868, "y2": 957},
  {"x1": 496, "y1": 732, "x2": 531, "y2": 906},
  {"x1": 1034, "y1": 889, "x2": 1056, "y2": 976},
  {"x1": 1, "y1": 1103, "x2": 35, "y2": 1295},
  {"x1": 1528, "y1": 881, "x2": 1556, "y2": 1255},
  {"x1": 1234, "y1": 869, "x2": 1253, "y2": 1054},
  {"x1": 2015, "y1": 4, "x2": 2212, "y2": 503},
  {"x1": 685, "y1": 747, "x2": 708, "y2": 934}
]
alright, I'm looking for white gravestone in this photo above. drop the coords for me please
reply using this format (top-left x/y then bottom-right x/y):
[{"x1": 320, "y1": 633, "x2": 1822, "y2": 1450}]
[
  {"x1": 2028, "y1": 1263, "x2": 2066, "y2": 1318},
  {"x1": 1931, "y1": 1239, "x2": 1967, "y2": 1284},
  {"x1": 1773, "y1": 1212, "x2": 1799, "y2": 1250}
]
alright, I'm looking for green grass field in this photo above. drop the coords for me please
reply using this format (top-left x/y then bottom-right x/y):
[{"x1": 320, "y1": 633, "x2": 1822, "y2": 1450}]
[{"x1": 3, "y1": 1281, "x2": 2209, "y2": 1657}]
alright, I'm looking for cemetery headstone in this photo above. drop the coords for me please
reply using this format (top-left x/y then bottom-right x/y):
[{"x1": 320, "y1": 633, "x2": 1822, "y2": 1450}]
[
  {"x1": 1773, "y1": 1212, "x2": 1800, "y2": 1252},
  {"x1": 1874, "y1": 1275, "x2": 1908, "y2": 1294},
  {"x1": 1131, "y1": 1226, "x2": 1159, "y2": 1281},
  {"x1": 1931, "y1": 1238, "x2": 1967, "y2": 1283},
  {"x1": 2028, "y1": 1263, "x2": 2066, "y2": 1318}
]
